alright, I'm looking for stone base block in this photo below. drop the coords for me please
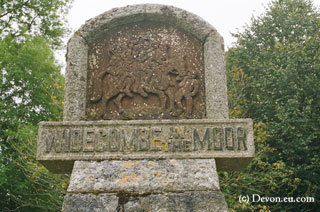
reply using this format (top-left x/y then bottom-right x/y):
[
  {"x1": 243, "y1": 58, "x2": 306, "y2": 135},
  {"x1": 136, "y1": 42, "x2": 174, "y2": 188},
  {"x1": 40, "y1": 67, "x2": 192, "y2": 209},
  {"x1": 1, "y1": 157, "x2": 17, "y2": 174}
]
[
  {"x1": 62, "y1": 193, "x2": 118, "y2": 212},
  {"x1": 62, "y1": 191, "x2": 228, "y2": 212},
  {"x1": 68, "y1": 159, "x2": 220, "y2": 193},
  {"x1": 63, "y1": 159, "x2": 228, "y2": 211}
]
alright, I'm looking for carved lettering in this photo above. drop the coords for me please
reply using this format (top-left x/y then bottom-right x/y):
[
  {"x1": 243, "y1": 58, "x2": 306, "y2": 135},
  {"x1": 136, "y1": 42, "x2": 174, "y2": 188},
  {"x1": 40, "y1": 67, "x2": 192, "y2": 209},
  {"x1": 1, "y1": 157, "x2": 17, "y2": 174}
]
[
  {"x1": 171, "y1": 140, "x2": 181, "y2": 152},
  {"x1": 182, "y1": 140, "x2": 192, "y2": 152},
  {"x1": 64, "y1": 129, "x2": 70, "y2": 152},
  {"x1": 41, "y1": 124, "x2": 251, "y2": 154},
  {"x1": 95, "y1": 128, "x2": 108, "y2": 152},
  {"x1": 45, "y1": 129, "x2": 63, "y2": 153},
  {"x1": 120, "y1": 129, "x2": 137, "y2": 152},
  {"x1": 213, "y1": 128, "x2": 223, "y2": 151},
  {"x1": 150, "y1": 127, "x2": 162, "y2": 151},
  {"x1": 237, "y1": 127, "x2": 248, "y2": 150},
  {"x1": 193, "y1": 128, "x2": 210, "y2": 151},
  {"x1": 225, "y1": 128, "x2": 235, "y2": 150},
  {"x1": 70, "y1": 129, "x2": 82, "y2": 152},
  {"x1": 109, "y1": 129, "x2": 120, "y2": 152},
  {"x1": 138, "y1": 128, "x2": 150, "y2": 152},
  {"x1": 83, "y1": 128, "x2": 95, "y2": 152}
]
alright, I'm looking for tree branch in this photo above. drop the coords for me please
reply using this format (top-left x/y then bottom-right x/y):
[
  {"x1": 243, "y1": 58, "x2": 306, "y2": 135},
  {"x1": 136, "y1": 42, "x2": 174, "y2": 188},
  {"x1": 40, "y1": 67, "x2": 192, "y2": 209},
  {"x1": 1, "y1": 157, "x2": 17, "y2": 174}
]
[{"x1": 0, "y1": 0, "x2": 31, "y2": 18}]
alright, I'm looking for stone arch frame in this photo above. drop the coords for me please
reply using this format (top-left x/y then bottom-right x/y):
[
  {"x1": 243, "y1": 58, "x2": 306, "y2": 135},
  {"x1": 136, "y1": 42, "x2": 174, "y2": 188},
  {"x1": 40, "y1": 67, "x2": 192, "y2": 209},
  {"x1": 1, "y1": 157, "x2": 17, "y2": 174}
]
[{"x1": 63, "y1": 4, "x2": 228, "y2": 121}]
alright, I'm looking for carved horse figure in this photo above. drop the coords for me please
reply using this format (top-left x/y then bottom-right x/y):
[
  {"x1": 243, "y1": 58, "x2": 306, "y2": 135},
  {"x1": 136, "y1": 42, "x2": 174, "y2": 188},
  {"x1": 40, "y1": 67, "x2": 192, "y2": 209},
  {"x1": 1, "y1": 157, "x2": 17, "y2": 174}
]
[
  {"x1": 89, "y1": 44, "x2": 192, "y2": 117},
  {"x1": 89, "y1": 56, "x2": 134, "y2": 115}
]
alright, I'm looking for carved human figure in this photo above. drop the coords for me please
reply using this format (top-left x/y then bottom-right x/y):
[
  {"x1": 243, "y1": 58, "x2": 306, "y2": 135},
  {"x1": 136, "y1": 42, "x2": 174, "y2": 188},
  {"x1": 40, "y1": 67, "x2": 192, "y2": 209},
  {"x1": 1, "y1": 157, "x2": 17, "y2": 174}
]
[
  {"x1": 175, "y1": 70, "x2": 200, "y2": 116},
  {"x1": 165, "y1": 69, "x2": 179, "y2": 112}
]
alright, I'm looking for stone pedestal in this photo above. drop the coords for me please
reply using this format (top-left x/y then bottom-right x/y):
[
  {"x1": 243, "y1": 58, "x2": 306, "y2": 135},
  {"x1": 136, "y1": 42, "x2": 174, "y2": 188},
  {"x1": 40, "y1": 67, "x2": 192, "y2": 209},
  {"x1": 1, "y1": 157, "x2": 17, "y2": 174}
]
[{"x1": 62, "y1": 159, "x2": 228, "y2": 212}]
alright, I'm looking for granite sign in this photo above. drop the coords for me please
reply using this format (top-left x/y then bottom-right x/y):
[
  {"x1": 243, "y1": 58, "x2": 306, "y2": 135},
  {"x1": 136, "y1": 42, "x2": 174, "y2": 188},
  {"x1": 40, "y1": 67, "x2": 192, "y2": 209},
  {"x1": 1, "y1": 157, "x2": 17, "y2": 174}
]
[
  {"x1": 38, "y1": 119, "x2": 253, "y2": 173},
  {"x1": 42, "y1": 121, "x2": 250, "y2": 154},
  {"x1": 37, "y1": 4, "x2": 254, "y2": 211}
]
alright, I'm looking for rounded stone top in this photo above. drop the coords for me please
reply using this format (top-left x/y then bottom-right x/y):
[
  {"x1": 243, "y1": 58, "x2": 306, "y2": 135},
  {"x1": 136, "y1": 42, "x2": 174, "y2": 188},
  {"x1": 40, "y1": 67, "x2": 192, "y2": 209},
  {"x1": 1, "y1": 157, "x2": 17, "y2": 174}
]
[
  {"x1": 64, "y1": 4, "x2": 228, "y2": 122},
  {"x1": 75, "y1": 4, "x2": 220, "y2": 43}
]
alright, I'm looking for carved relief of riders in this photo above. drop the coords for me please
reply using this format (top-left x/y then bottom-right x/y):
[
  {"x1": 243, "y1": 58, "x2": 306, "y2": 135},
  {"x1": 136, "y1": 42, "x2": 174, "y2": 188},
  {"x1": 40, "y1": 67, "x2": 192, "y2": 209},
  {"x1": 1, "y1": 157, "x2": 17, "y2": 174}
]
[{"x1": 89, "y1": 37, "x2": 200, "y2": 117}]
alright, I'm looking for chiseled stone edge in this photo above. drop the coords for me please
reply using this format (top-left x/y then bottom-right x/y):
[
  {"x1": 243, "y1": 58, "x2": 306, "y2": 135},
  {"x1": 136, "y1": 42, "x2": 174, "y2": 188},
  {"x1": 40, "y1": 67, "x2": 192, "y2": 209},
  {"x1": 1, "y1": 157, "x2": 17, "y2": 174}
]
[
  {"x1": 67, "y1": 159, "x2": 220, "y2": 193},
  {"x1": 62, "y1": 193, "x2": 118, "y2": 212},
  {"x1": 204, "y1": 31, "x2": 229, "y2": 119},
  {"x1": 37, "y1": 119, "x2": 254, "y2": 173},
  {"x1": 63, "y1": 4, "x2": 228, "y2": 121},
  {"x1": 62, "y1": 191, "x2": 228, "y2": 212},
  {"x1": 63, "y1": 34, "x2": 88, "y2": 121},
  {"x1": 77, "y1": 4, "x2": 215, "y2": 43},
  {"x1": 40, "y1": 118, "x2": 248, "y2": 126},
  {"x1": 39, "y1": 157, "x2": 253, "y2": 174}
]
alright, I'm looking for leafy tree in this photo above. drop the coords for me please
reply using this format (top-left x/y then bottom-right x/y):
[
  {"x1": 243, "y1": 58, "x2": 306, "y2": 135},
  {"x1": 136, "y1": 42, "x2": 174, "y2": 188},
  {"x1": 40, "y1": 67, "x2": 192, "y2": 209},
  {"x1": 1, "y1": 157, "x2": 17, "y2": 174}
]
[
  {"x1": 0, "y1": 0, "x2": 71, "y2": 46},
  {"x1": 223, "y1": 0, "x2": 320, "y2": 211},
  {"x1": 0, "y1": 0, "x2": 72, "y2": 211},
  {"x1": 0, "y1": 35, "x2": 67, "y2": 211}
]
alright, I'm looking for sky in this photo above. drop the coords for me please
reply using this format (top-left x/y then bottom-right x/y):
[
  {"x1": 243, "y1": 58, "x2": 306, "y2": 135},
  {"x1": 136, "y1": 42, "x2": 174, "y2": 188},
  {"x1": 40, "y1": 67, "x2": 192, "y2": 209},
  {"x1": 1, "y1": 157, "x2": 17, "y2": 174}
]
[
  {"x1": 67, "y1": 0, "x2": 271, "y2": 49},
  {"x1": 58, "y1": 0, "x2": 320, "y2": 67}
]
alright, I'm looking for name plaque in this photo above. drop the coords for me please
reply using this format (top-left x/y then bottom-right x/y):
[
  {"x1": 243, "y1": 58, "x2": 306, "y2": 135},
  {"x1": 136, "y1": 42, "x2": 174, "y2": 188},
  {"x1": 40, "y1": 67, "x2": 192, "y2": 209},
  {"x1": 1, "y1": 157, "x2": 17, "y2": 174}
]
[{"x1": 37, "y1": 119, "x2": 254, "y2": 173}]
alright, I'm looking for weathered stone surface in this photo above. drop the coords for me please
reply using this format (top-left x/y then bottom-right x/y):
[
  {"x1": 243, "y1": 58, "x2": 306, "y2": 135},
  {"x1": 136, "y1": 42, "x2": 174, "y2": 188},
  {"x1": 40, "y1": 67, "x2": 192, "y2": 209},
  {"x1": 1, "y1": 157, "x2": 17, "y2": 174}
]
[
  {"x1": 62, "y1": 4, "x2": 229, "y2": 123},
  {"x1": 62, "y1": 191, "x2": 228, "y2": 212},
  {"x1": 78, "y1": 4, "x2": 215, "y2": 43},
  {"x1": 123, "y1": 200, "x2": 144, "y2": 212},
  {"x1": 142, "y1": 191, "x2": 228, "y2": 212},
  {"x1": 204, "y1": 31, "x2": 229, "y2": 119},
  {"x1": 87, "y1": 21, "x2": 205, "y2": 120},
  {"x1": 63, "y1": 34, "x2": 88, "y2": 122},
  {"x1": 67, "y1": 159, "x2": 220, "y2": 193},
  {"x1": 62, "y1": 193, "x2": 118, "y2": 212},
  {"x1": 37, "y1": 119, "x2": 254, "y2": 173}
]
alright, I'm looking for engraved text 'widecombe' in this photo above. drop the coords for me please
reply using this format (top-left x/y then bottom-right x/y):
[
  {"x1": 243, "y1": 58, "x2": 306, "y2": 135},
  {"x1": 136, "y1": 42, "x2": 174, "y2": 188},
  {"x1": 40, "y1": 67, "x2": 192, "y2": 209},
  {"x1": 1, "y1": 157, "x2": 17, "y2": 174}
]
[
  {"x1": 37, "y1": 119, "x2": 253, "y2": 162},
  {"x1": 44, "y1": 126, "x2": 248, "y2": 153}
]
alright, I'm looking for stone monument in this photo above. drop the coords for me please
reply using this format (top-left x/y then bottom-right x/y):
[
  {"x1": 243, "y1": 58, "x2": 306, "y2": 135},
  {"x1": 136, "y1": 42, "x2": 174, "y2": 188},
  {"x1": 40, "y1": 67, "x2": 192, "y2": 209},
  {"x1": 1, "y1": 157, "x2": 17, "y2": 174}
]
[{"x1": 37, "y1": 4, "x2": 254, "y2": 211}]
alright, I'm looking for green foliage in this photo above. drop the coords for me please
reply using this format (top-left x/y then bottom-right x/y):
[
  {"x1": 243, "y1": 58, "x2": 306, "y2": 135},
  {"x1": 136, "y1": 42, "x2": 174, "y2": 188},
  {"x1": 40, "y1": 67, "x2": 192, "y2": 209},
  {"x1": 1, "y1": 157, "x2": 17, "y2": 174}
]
[
  {"x1": 4, "y1": 124, "x2": 69, "y2": 211},
  {"x1": 0, "y1": 0, "x2": 72, "y2": 211},
  {"x1": 223, "y1": 0, "x2": 320, "y2": 211},
  {"x1": 220, "y1": 123, "x2": 300, "y2": 211},
  {"x1": 0, "y1": 35, "x2": 65, "y2": 123},
  {"x1": 0, "y1": 35, "x2": 67, "y2": 211},
  {"x1": 0, "y1": 0, "x2": 71, "y2": 47}
]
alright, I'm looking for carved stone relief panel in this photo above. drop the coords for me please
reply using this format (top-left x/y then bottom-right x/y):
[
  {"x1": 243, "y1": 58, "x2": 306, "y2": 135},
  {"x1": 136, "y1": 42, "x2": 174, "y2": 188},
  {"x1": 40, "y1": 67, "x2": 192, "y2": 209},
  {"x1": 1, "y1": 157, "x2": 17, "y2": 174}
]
[{"x1": 86, "y1": 22, "x2": 205, "y2": 120}]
